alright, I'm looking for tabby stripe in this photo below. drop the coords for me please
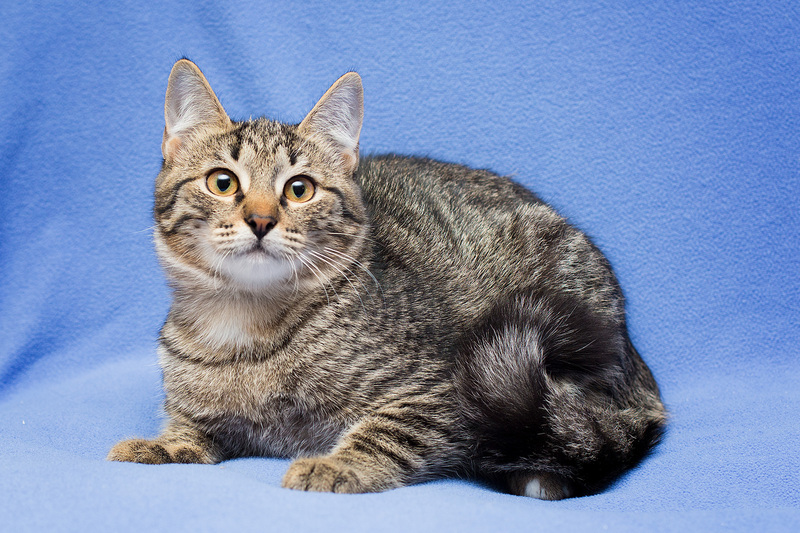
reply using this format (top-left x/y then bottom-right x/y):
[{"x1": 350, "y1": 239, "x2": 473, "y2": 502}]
[
  {"x1": 367, "y1": 424, "x2": 427, "y2": 452},
  {"x1": 160, "y1": 336, "x2": 230, "y2": 367},
  {"x1": 160, "y1": 332, "x2": 198, "y2": 359},
  {"x1": 229, "y1": 123, "x2": 248, "y2": 162},
  {"x1": 162, "y1": 213, "x2": 201, "y2": 235},
  {"x1": 160, "y1": 293, "x2": 332, "y2": 366},
  {"x1": 323, "y1": 185, "x2": 365, "y2": 224},
  {"x1": 340, "y1": 206, "x2": 364, "y2": 224},
  {"x1": 160, "y1": 335, "x2": 194, "y2": 361},
  {"x1": 376, "y1": 410, "x2": 446, "y2": 436},
  {"x1": 348, "y1": 434, "x2": 414, "y2": 472},
  {"x1": 156, "y1": 177, "x2": 198, "y2": 216},
  {"x1": 254, "y1": 292, "x2": 333, "y2": 356}
]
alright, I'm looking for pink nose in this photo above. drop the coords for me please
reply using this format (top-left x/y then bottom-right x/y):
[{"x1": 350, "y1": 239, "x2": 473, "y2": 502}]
[{"x1": 246, "y1": 214, "x2": 277, "y2": 240}]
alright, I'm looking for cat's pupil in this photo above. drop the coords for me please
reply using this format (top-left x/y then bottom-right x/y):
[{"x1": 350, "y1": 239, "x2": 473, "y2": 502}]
[
  {"x1": 291, "y1": 181, "x2": 306, "y2": 198},
  {"x1": 217, "y1": 176, "x2": 231, "y2": 192}
]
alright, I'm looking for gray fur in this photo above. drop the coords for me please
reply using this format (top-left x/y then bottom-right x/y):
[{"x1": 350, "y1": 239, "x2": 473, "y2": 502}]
[{"x1": 108, "y1": 60, "x2": 666, "y2": 499}]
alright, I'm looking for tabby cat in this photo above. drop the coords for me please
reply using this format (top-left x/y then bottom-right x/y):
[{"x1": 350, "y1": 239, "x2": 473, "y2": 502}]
[{"x1": 107, "y1": 59, "x2": 666, "y2": 500}]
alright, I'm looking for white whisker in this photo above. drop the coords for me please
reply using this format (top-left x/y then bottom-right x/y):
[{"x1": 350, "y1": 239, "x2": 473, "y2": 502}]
[
  {"x1": 302, "y1": 250, "x2": 343, "y2": 306},
  {"x1": 318, "y1": 248, "x2": 373, "y2": 299},
  {"x1": 209, "y1": 248, "x2": 233, "y2": 293},
  {"x1": 307, "y1": 249, "x2": 367, "y2": 316},
  {"x1": 132, "y1": 225, "x2": 157, "y2": 235},
  {"x1": 298, "y1": 254, "x2": 332, "y2": 306},
  {"x1": 283, "y1": 250, "x2": 300, "y2": 296},
  {"x1": 325, "y1": 247, "x2": 385, "y2": 305}
]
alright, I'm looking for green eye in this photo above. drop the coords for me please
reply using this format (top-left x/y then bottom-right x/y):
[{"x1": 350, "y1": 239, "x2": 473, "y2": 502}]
[
  {"x1": 283, "y1": 176, "x2": 315, "y2": 203},
  {"x1": 206, "y1": 169, "x2": 239, "y2": 196}
]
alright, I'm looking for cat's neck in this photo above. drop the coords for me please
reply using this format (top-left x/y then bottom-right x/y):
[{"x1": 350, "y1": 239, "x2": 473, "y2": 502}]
[{"x1": 168, "y1": 284, "x2": 309, "y2": 348}]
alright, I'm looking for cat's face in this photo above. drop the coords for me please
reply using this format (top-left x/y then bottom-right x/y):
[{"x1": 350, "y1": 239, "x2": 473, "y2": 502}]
[{"x1": 153, "y1": 61, "x2": 365, "y2": 293}]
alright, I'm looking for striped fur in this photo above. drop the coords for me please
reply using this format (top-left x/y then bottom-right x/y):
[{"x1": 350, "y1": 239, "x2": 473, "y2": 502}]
[{"x1": 108, "y1": 60, "x2": 666, "y2": 499}]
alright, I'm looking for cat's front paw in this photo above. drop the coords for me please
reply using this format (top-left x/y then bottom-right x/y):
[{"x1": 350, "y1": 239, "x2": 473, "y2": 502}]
[
  {"x1": 107, "y1": 438, "x2": 209, "y2": 464},
  {"x1": 282, "y1": 457, "x2": 367, "y2": 493},
  {"x1": 107, "y1": 438, "x2": 172, "y2": 464}
]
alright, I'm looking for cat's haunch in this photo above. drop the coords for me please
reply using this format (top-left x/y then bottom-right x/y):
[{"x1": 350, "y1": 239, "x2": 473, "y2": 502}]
[{"x1": 107, "y1": 59, "x2": 666, "y2": 500}]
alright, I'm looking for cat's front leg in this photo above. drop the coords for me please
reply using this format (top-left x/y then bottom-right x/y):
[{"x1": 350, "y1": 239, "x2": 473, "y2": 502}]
[
  {"x1": 282, "y1": 396, "x2": 461, "y2": 493},
  {"x1": 107, "y1": 417, "x2": 219, "y2": 465}
]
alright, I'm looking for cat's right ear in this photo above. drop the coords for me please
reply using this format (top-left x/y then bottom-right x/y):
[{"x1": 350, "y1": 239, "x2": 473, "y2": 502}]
[{"x1": 162, "y1": 59, "x2": 231, "y2": 160}]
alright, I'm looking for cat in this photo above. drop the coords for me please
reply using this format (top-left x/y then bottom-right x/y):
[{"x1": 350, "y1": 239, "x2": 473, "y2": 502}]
[{"x1": 107, "y1": 59, "x2": 666, "y2": 500}]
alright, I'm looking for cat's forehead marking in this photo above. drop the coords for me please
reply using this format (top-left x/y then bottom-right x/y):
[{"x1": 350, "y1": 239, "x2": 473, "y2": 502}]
[
  {"x1": 219, "y1": 121, "x2": 273, "y2": 192},
  {"x1": 228, "y1": 123, "x2": 248, "y2": 162},
  {"x1": 276, "y1": 143, "x2": 310, "y2": 169},
  {"x1": 207, "y1": 119, "x2": 312, "y2": 196},
  {"x1": 272, "y1": 144, "x2": 307, "y2": 197}
]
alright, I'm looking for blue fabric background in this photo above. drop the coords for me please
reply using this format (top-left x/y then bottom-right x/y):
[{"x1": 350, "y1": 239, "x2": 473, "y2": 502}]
[{"x1": 1, "y1": 1, "x2": 798, "y2": 531}]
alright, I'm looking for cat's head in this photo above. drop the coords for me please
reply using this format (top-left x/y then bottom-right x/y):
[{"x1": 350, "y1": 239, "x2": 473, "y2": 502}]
[{"x1": 153, "y1": 60, "x2": 367, "y2": 294}]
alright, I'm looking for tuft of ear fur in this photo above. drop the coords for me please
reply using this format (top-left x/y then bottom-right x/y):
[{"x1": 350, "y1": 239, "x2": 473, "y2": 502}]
[
  {"x1": 298, "y1": 72, "x2": 363, "y2": 172},
  {"x1": 162, "y1": 59, "x2": 231, "y2": 160}
]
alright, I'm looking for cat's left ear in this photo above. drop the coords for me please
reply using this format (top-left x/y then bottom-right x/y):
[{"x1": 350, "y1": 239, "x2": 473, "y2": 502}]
[
  {"x1": 298, "y1": 73, "x2": 363, "y2": 172},
  {"x1": 162, "y1": 59, "x2": 231, "y2": 160}
]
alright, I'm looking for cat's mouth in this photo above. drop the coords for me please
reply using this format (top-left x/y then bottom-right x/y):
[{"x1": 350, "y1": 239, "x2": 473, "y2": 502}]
[{"x1": 233, "y1": 242, "x2": 280, "y2": 261}]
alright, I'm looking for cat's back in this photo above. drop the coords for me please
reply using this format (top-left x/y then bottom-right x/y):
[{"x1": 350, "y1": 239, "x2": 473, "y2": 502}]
[
  {"x1": 354, "y1": 154, "x2": 624, "y2": 327},
  {"x1": 354, "y1": 154, "x2": 559, "y2": 271},
  {"x1": 356, "y1": 154, "x2": 544, "y2": 225}
]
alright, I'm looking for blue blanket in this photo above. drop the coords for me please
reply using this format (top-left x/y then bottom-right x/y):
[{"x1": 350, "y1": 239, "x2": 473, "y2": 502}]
[{"x1": 2, "y1": 1, "x2": 798, "y2": 531}]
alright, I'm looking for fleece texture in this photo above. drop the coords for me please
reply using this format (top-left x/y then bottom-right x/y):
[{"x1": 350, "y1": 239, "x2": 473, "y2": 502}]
[{"x1": 1, "y1": 1, "x2": 798, "y2": 531}]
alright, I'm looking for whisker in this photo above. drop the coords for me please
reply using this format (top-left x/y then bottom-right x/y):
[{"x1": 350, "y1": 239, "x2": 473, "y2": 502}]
[
  {"x1": 318, "y1": 248, "x2": 373, "y2": 300},
  {"x1": 209, "y1": 248, "x2": 233, "y2": 293},
  {"x1": 171, "y1": 243, "x2": 208, "y2": 286},
  {"x1": 298, "y1": 254, "x2": 332, "y2": 306},
  {"x1": 283, "y1": 251, "x2": 300, "y2": 296},
  {"x1": 132, "y1": 225, "x2": 157, "y2": 235},
  {"x1": 307, "y1": 253, "x2": 343, "y2": 306},
  {"x1": 325, "y1": 247, "x2": 385, "y2": 305},
  {"x1": 307, "y1": 249, "x2": 367, "y2": 316}
]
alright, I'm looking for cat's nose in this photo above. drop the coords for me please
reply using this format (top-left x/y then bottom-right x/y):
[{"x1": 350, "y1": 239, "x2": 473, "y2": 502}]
[{"x1": 246, "y1": 214, "x2": 277, "y2": 240}]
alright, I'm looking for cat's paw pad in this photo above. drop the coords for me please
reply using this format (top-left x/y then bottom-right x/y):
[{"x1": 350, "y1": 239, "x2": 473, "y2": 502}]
[
  {"x1": 282, "y1": 457, "x2": 366, "y2": 493},
  {"x1": 107, "y1": 438, "x2": 173, "y2": 464}
]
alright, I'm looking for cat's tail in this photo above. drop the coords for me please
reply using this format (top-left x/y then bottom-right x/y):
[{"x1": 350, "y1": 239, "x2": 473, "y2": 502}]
[{"x1": 454, "y1": 290, "x2": 666, "y2": 499}]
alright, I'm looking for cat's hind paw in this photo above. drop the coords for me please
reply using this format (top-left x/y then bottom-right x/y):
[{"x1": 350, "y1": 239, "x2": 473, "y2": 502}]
[
  {"x1": 506, "y1": 471, "x2": 573, "y2": 500},
  {"x1": 282, "y1": 457, "x2": 367, "y2": 493}
]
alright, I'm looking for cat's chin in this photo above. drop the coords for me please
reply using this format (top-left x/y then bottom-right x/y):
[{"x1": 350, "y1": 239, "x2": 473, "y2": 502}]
[{"x1": 216, "y1": 251, "x2": 297, "y2": 291}]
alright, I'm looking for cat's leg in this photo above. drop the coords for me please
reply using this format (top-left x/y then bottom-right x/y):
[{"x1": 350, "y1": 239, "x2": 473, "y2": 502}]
[
  {"x1": 282, "y1": 388, "x2": 463, "y2": 493},
  {"x1": 107, "y1": 415, "x2": 220, "y2": 464}
]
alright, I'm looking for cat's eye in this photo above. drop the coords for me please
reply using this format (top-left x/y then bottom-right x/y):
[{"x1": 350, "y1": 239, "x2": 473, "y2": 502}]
[
  {"x1": 206, "y1": 169, "x2": 239, "y2": 197},
  {"x1": 283, "y1": 176, "x2": 315, "y2": 203}
]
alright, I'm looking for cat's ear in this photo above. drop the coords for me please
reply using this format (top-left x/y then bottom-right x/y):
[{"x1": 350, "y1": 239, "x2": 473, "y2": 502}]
[
  {"x1": 298, "y1": 72, "x2": 363, "y2": 172},
  {"x1": 162, "y1": 59, "x2": 231, "y2": 160}
]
